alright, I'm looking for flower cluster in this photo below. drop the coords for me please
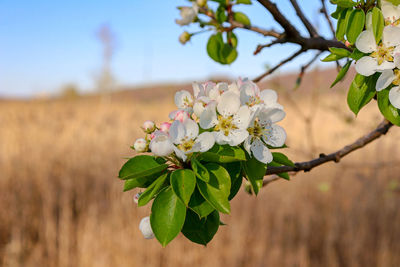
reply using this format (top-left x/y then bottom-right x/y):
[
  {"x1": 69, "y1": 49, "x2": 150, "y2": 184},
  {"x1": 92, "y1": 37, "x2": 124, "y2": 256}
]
[
  {"x1": 355, "y1": 0, "x2": 400, "y2": 108},
  {"x1": 133, "y1": 79, "x2": 286, "y2": 165}
]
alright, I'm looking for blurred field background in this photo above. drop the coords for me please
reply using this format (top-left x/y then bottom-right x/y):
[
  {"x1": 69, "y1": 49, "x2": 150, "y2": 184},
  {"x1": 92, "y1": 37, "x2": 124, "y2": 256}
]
[{"x1": 1, "y1": 68, "x2": 400, "y2": 267}]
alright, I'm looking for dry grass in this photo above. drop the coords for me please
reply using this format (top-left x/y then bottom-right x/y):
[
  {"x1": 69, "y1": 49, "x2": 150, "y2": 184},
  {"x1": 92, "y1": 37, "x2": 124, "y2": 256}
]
[{"x1": 1, "y1": 69, "x2": 400, "y2": 267}]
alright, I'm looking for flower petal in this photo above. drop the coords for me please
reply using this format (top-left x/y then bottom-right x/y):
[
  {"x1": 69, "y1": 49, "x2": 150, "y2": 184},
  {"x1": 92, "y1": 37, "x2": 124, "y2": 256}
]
[
  {"x1": 149, "y1": 133, "x2": 174, "y2": 156},
  {"x1": 214, "y1": 131, "x2": 230, "y2": 145},
  {"x1": 382, "y1": 0, "x2": 400, "y2": 22},
  {"x1": 375, "y1": 60, "x2": 396, "y2": 71},
  {"x1": 169, "y1": 120, "x2": 185, "y2": 144},
  {"x1": 355, "y1": 30, "x2": 377, "y2": 53},
  {"x1": 250, "y1": 139, "x2": 273, "y2": 164},
  {"x1": 228, "y1": 129, "x2": 249, "y2": 146},
  {"x1": 233, "y1": 105, "x2": 251, "y2": 129},
  {"x1": 263, "y1": 124, "x2": 286, "y2": 147},
  {"x1": 239, "y1": 81, "x2": 259, "y2": 105},
  {"x1": 259, "y1": 89, "x2": 278, "y2": 107},
  {"x1": 243, "y1": 136, "x2": 251, "y2": 155},
  {"x1": 195, "y1": 132, "x2": 215, "y2": 152},
  {"x1": 383, "y1": 26, "x2": 400, "y2": 47},
  {"x1": 259, "y1": 107, "x2": 286, "y2": 124},
  {"x1": 389, "y1": 86, "x2": 400, "y2": 109},
  {"x1": 376, "y1": 70, "x2": 395, "y2": 91},
  {"x1": 183, "y1": 119, "x2": 199, "y2": 140},
  {"x1": 217, "y1": 91, "x2": 240, "y2": 117},
  {"x1": 192, "y1": 82, "x2": 204, "y2": 98},
  {"x1": 395, "y1": 53, "x2": 400, "y2": 68},
  {"x1": 173, "y1": 147, "x2": 187, "y2": 161},
  {"x1": 199, "y1": 106, "x2": 218, "y2": 129},
  {"x1": 355, "y1": 56, "x2": 379, "y2": 76}
]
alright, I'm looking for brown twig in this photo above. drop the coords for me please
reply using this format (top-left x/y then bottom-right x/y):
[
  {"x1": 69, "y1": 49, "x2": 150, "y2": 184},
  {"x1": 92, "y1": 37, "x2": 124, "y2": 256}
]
[
  {"x1": 265, "y1": 119, "x2": 393, "y2": 176},
  {"x1": 289, "y1": 0, "x2": 318, "y2": 37},
  {"x1": 320, "y1": 0, "x2": 336, "y2": 37}
]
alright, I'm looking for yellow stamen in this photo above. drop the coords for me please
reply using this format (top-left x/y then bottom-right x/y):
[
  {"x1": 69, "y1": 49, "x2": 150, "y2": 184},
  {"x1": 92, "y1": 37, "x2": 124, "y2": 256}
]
[
  {"x1": 393, "y1": 70, "x2": 400, "y2": 86},
  {"x1": 178, "y1": 138, "x2": 195, "y2": 151},
  {"x1": 371, "y1": 44, "x2": 395, "y2": 65},
  {"x1": 214, "y1": 115, "x2": 238, "y2": 136}
]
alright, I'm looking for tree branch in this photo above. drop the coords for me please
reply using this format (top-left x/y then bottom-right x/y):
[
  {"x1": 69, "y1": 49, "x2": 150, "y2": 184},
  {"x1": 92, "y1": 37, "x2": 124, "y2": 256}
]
[
  {"x1": 289, "y1": 0, "x2": 318, "y2": 37},
  {"x1": 257, "y1": 0, "x2": 300, "y2": 37},
  {"x1": 265, "y1": 119, "x2": 393, "y2": 176},
  {"x1": 320, "y1": 0, "x2": 335, "y2": 37}
]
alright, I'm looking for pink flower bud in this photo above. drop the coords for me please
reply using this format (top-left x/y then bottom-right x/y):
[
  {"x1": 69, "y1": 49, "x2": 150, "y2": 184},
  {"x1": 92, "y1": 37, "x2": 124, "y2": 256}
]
[
  {"x1": 169, "y1": 110, "x2": 189, "y2": 122},
  {"x1": 150, "y1": 132, "x2": 156, "y2": 140},
  {"x1": 159, "y1": 122, "x2": 172, "y2": 133},
  {"x1": 133, "y1": 192, "x2": 142, "y2": 204},
  {"x1": 142, "y1": 120, "x2": 156, "y2": 133},
  {"x1": 345, "y1": 41, "x2": 351, "y2": 47},
  {"x1": 133, "y1": 138, "x2": 147, "y2": 152}
]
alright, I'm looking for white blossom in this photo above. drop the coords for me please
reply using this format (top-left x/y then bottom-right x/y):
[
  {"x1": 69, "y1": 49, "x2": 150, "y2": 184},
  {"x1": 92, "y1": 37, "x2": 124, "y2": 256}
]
[
  {"x1": 355, "y1": 26, "x2": 400, "y2": 76},
  {"x1": 200, "y1": 91, "x2": 251, "y2": 146},
  {"x1": 175, "y1": 3, "x2": 198, "y2": 26},
  {"x1": 244, "y1": 107, "x2": 287, "y2": 163},
  {"x1": 169, "y1": 119, "x2": 215, "y2": 161}
]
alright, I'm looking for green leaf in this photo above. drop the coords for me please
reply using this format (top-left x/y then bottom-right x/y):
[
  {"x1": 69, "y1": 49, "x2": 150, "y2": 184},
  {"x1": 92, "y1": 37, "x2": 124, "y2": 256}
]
[
  {"x1": 123, "y1": 174, "x2": 159, "y2": 192},
  {"x1": 329, "y1": 47, "x2": 351, "y2": 57},
  {"x1": 223, "y1": 162, "x2": 243, "y2": 200},
  {"x1": 171, "y1": 169, "x2": 196, "y2": 206},
  {"x1": 191, "y1": 157, "x2": 210, "y2": 182},
  {"x1": 207, "y1": 33, "x2": 224, "y2": 63},
  {"x1": 377, "y1": 88, "x2": 400, "y2": 126},
  {"x1": 216, "y1": 5, "x2": 227, "y2": 24},
  {"x1": 181, "y1": 209, "x2": 220, "y2": 246},
  {"x1": 243, "y1": 156, "x2": 267, "y2": 195},
  {"x1": 331, "y1": 60, "x2": 352, "y2": 88},
  {"x1": 236, "y1": 0, "x2": 252, "y2": 4},
  {"x1": 336, "y1": 8, "x2": 351, "y2": 41},
  {"x1": 150, "y1": 187, "x2": 187, "y2": 247},
  {"x1": 220, "y1": 43, "x2": 238, "y2": 64},
  {"x1": 138, "y1": 173, "x2": 169, "y2": 207},
  {"x1": 386, "y1": 0, "x2": 400, "y2": 5},
  {"x1": 347, "y1": 73, "x2": 379, "y2": 115},
  {"x1": 331, "y1": 0, "x2": 357, "y2": 8},
  {"x1": 119, "y1": 155, "x2": 168, "y2": 180},
  {"x1": 233, "y1": 12, "x2": 250, "y2": 25},
  {"x1": 331, "y1": 6, "x2": 344, "y2": 19},
  {"x1": 371, "y1": 7, "x2": 384, "y2": 44},
  {"x1": 199, "y1": 144, "x2": 246, "y2": 163},
  {"x1": 197, "y1": 163, "x2": 231, "y2": 214},
  {"x1": 277, "y1": 172, "x2": 290, "y2": 180},
  {"x1": 349, "y1": 48, "x2": 364, "y2": 60},
  {"x1": 346, "y1": 9, "x2": 365, "y2": 44},
  {"x1": 188, "y1": 189, "x2": 215, "y2": 218},
  {"x1": 227, "y1": 32, "x2": 238, "y2": 48},
  {"x1": 321, "y1": 53, "x2": 347, "y2": 62},
  {"x1": 272, "y1": 152, "x2": 295, "y2": 167}
]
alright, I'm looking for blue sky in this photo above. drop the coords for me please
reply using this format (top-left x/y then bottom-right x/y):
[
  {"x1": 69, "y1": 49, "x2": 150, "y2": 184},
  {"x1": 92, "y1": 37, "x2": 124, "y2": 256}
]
[{"x1": 0, "y1": 0, "x2": 336, "y2": 97}]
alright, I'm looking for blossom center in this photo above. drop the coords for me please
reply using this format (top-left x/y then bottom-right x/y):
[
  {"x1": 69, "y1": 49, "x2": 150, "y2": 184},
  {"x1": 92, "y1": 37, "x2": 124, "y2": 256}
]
[
  {"x1": 371, "y1": 44, "x2": 395, "y2": 65},
  {"x1": 178, "y1": 138, "x2": 195, "y2": 151},
  {"x1": 246, "y1": 96, "x2": 263, "y2": 107},
  {"x1": 248, "y1": 120, "x2": 272, "y2": 141},
  {"x1": 215, "y1": 115, "x2": 238, "y2": 136},
  {"x1": 385, "y1": 17, "x2": 400, "y2": 26},
  {"x1": 393, "y1": 69, "x2": 400, "y2": 86}
]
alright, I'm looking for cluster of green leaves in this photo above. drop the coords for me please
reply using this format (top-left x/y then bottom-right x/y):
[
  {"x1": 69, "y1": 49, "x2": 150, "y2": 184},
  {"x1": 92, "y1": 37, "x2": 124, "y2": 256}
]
[
  {"x1": 200, "y1": 0, "x2": 251, "y2": 64},
  {"x1": 119, "y1": 144, "x2": 293, "y2": 246}
]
